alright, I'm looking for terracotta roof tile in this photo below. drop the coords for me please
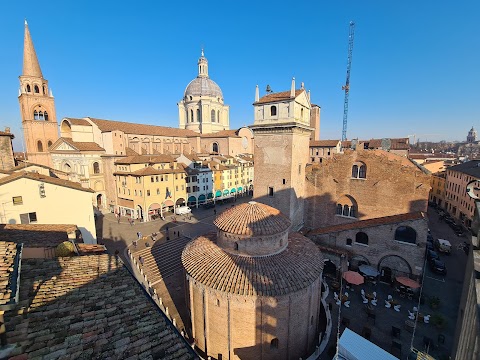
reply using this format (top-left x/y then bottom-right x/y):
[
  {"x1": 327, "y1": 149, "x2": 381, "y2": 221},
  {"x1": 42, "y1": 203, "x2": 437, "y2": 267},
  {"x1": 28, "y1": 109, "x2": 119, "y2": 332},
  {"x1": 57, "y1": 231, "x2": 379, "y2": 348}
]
[
  {"x1": 115, "y1": 154, "x2": 175, "y2": 165},
  {"x1": 52, "y1": 137, "x2": 105, "y2": 152},
  {"x1": 200, "y1": 130, "x2": 240, "y2": 138},
  {"x1": 308, "y1": 212, "x2": 425, "y2": 236},
  {"x1": 182, "y1": 233, "x2": 323, "y2": 296},
  {"x1": 213, "y1": 201, "x2": 291, "y2": 236},
  {"x1": 64, "y1": 118, "x2": 92, "y2": 126},
  {"x1": 88, "y1": 117, "x2": 199, "y2": 137},
  {"x1": 75, "y1": 243, "x2": 107, "y2": 255},
  {"x1": 310, "y1": 140, "x2": 340, "y2": 147},
  {"x1": 0, "y1": 171, "x2": 94, "y2": 193},
  {"x1": 0, "y1": 224, "x2": 80, "y2": 247},
  {"x1": 4, "y1": 255, "x2": 197, "y2": 359},
  {"x1": 0, "y1": 241, "x2": 20, "y2": 307},
  {"x1": 254, "y1": 89, "x2": 305, "y2": 104}
]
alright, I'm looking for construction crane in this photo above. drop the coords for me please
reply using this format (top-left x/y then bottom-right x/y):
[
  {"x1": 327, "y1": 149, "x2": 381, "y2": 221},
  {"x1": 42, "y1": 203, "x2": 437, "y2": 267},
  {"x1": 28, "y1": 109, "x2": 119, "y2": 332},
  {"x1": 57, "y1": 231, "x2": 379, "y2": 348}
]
[{"x1": 341, "y1": 21, "x2": 355, "y2": 142}]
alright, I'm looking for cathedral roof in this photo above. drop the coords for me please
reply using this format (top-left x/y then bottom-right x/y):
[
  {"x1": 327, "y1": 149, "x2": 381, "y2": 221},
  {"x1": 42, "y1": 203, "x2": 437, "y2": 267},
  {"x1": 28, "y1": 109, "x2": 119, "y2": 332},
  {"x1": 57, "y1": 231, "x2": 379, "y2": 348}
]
[
  {"x1": 184, "y1": 77, "x2": 223, "y2": 98},
  {"x1": 200, "y1": 129, "x2": 239, "y2": 138},
  {"x1": 213, "y1": 201, "x2": 291, "y2": 236},
  {"x1": 182, "y1": 233, "x2": 323, "y2": 297}
]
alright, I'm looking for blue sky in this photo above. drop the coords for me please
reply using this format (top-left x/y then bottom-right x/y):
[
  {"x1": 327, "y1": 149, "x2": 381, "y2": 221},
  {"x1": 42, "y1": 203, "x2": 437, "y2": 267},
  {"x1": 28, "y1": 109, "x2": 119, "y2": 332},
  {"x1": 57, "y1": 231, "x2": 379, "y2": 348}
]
[{"x1": 0, "y1": 1, "x2": 478, "y2": 150}]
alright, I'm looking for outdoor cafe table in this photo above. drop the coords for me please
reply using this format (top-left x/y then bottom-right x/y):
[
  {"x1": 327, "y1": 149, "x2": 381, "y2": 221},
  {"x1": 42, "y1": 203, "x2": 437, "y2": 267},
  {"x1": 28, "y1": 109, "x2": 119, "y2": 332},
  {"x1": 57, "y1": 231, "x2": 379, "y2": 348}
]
[{"x1": 366, "y1": 293, "x2": 375, "y2": 301}]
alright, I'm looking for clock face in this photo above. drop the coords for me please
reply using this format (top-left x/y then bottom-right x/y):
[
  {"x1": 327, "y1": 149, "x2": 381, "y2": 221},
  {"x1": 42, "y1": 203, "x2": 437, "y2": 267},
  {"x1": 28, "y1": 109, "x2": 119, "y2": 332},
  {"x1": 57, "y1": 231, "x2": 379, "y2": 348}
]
[{"x1": 242, "y1": 136, "x2": 248, "y2": 149}]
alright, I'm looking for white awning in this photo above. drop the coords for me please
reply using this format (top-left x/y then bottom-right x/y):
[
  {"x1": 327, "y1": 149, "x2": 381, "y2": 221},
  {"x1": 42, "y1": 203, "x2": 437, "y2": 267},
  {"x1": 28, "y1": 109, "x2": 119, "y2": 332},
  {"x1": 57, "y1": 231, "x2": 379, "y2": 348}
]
[{"x1": 337, "y1": 328, "x2": 399, "y2": 360}]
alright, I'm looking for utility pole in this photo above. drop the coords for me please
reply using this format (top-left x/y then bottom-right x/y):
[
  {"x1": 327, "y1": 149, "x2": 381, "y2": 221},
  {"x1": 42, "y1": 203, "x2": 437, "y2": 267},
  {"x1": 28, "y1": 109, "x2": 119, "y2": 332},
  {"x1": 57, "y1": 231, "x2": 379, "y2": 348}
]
[{"x1": 341, "y1": 21, "x2": 355, "y2": 142}]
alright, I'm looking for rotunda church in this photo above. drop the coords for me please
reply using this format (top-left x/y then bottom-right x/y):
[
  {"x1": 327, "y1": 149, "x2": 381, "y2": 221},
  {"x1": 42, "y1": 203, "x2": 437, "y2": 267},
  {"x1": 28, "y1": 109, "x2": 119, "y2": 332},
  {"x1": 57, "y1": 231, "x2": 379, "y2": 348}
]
[
  {"x1": 178, "y1": 50, "x2": 230, "y2": 134},
  {"x1": 182, "y1": 201, "x2": 324, "y2": 360}
]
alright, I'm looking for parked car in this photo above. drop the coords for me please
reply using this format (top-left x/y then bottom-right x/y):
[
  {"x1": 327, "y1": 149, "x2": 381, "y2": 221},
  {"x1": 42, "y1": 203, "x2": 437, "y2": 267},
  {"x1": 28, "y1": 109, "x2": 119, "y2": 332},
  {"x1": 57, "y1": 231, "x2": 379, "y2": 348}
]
[
  {"x1": 434, "y1": 239, "x2": 452, "y2": 254},
  {"x1": 426, "y1": 249, "x2": 440, "y2": 262},
  {"x1": 429, "y1": 258, "x2": 447, "y2": 275}
]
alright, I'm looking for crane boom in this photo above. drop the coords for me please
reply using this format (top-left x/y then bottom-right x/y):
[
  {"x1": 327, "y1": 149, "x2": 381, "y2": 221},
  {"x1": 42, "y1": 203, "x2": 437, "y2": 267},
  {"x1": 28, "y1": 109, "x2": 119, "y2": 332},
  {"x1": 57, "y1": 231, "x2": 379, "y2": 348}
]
[{"x1": 341, "y1": 21, "x2": 355, "y2": 142}]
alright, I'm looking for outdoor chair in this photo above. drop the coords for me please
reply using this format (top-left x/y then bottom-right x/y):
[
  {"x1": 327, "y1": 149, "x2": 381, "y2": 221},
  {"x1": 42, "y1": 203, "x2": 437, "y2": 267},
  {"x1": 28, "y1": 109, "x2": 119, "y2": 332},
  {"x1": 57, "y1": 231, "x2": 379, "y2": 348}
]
[
  {"x1": 362, "y1": 296, "x2": 369, "y2": 304},
  {"x1": 371, "y1": 299, "x2": 377, "y2": 306},
  {"x1": 361, "y1": 289, "x2": 365, "y2": 296},
  {"x1": 344, "y1": 301, "x2": 350, "y2": 308},
  {"x1": 387, "y1": 295, "x2": 393, "y2": 300},
  {"x1": 408, "y1": 310, "x2": 415, "y2": 320},
  {"x1": 362, "y1": 326, "x2": 372, "y2": 340},
  {"x1": 336, "y1": 299, "x2": 341, "y2": 306},
  {"x1": 334, "y1": 292, "x2": 339, "y2": 301},
  {"x1": 344, "y1": 292, "x2": 349, "y2": 297},
  {"x1": 394, "y1": 304, "x2": 401, "y2": 312},
  {"x1": 391, "y1": 326, "x2": 401, "y2": 338},
  {"x1": 391, "y1": 340, "x2": 402, "y2": 358},
  {"x1": 413, "y1": 306, "x2": 418, "y2": 312},
  {"x1": 385, "y1": 300, "x2": 391, "y2": 308},
  {"x1": 373, "y1": 291, "x2": 377, "y2": 299},
  {"x1": 423, "y1": 315, "x2": 430, "y2": 323}
]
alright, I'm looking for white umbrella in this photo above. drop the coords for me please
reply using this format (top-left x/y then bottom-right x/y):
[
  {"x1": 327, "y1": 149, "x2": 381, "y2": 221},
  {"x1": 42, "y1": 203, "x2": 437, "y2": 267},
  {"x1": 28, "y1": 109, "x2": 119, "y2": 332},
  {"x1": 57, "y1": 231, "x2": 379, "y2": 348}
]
[{"x1": 358, "y1": 264, "x2": 379, "y2": 277}]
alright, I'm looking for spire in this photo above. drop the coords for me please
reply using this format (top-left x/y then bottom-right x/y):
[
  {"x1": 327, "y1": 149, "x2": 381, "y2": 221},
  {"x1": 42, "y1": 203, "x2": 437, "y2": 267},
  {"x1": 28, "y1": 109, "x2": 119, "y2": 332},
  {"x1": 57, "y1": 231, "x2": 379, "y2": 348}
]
[
  {"x1": 23, "y1": 20, "x2": 43, "y2": 78},
  {"x1": 198, "y1": 48, "x2": 208, "y2": 78},
  {"x1": 290, "y1": 77, "x2": 295, "y2": 98},
  {"x1": 255, "y1": 85, "x2": 259, "y2": 102}
]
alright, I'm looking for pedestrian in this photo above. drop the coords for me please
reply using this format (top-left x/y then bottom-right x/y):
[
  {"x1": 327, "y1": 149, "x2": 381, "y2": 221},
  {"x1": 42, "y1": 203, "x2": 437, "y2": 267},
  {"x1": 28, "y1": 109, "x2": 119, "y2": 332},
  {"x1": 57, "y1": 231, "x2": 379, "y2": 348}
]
[
  {"x1": 114, "y1": 249, "x2": 119, "y2": 256},
  {"x1": 139, "y1": 256, "x2": 144, "y2": 266},
  {"x1": 214, "y1": 209, "x2": 217, "y2": 215},
  {"x1": 133, "y1": 239, "x2": 137, "y2": 248},
  {"x1": 138, "y1": 231, "x2": 142, "y2": 239},
  {"x1": 117, "y1": 214, "x2": 120, "y2": 224},
  {"x1": 166, "y1": 226, "x2": 169, "y2": 233}
]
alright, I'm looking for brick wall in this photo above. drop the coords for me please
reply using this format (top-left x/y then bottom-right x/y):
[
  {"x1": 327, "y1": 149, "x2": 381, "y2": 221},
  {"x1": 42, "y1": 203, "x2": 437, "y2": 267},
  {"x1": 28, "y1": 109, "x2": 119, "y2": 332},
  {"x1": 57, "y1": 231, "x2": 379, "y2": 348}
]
[
  {"x1": 305, "y1": 149, "x2": 430, "y2": 230},
  {"x1": 0, "y1": 135, "x2": 15, "y2": 170}
]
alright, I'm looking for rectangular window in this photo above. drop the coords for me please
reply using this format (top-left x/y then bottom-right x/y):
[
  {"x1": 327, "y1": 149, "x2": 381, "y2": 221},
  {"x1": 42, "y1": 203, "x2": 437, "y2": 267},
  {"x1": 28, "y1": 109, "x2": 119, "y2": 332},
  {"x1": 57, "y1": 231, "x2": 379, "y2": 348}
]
[
  {"x1": 139, "y1": 190, "x2": 142, "y2": 196},
  {"x1": 282, "y1": 179, "x2": 286, "y2": 185},
  {"x1": 156, "y1": 176, "x2": 159, "y2": 182},
  {"x1": 157, "y1": 188, "x2": 160, "y2": 195},
  {"x1": 20, "y1": 212, "x2": 37, "y2": 224},
  {"x1": 151, "y1": 176, "x2": 154, "y2": 183},
  {"x1": 135, "y1": 190, "x2": 137, "y2": 196},
  {"x1": 147, "y1": 190, "x2": 150, "y2": 196},
  {"x1": 268, "y1": 186, "x2": 274, "y2": 197},
  {"x1": 298, "y1": 164, "x2": 301, "y2": 175},
  {"x1": 182, "y1": 185, "x2": 185, "y2": 190},
  {"x1": 176, "y1": 186, "x2": 179, "y2": 191},
  {"x1": 165, "y1": 175, "x2": 168, "y2": 181},
  {"x1": 128, "y1": 189, "x2": 131, "y2": 195},
  {"x1": 12, "y1": 196, "x2": 23, "y2": 205}
]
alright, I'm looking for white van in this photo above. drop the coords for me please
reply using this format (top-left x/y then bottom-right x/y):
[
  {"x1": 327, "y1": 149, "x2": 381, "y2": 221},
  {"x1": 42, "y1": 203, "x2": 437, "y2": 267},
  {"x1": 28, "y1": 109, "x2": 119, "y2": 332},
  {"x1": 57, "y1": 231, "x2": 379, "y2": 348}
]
[
  {"x1": 435, "y1": 239, "x2": 451, "y2": 254},
  {"x1": 175, "y1": 206, "x2": 192, "y2": 215}
]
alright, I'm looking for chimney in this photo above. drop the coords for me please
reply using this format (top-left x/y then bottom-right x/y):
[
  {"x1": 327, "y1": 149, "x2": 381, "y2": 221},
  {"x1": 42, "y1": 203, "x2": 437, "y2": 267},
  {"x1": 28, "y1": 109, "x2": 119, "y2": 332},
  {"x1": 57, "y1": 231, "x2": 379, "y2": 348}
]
[
  {"x1": 290, "y1": 77, "x2": 295, "y2": 98},
  {"x1": 5, "y1": 127, "x2": 10, "y2": 134},
  {"x1": 255, "y1": 85, "x2": 259, "y2": 102}
]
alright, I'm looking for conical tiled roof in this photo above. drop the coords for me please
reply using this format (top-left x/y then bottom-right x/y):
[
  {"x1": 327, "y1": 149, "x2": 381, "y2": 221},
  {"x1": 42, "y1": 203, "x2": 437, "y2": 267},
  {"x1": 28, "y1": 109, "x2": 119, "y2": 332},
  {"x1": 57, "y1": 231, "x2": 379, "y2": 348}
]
[
  {"x1": 23, "y1": 21, "x2": 43, "y2": 78},
  {"x1": 213, "y1": 201, "x2": 290, "y2": 236},
  {"x1": 182, "y1": 233, "x2": 323, "y2": 296}
]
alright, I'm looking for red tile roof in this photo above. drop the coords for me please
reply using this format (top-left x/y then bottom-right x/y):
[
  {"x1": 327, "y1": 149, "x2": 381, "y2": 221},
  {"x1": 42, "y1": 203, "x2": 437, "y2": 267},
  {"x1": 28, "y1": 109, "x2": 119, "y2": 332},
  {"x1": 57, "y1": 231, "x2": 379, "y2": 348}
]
[
  {"x1": 52, "y1": 137, "x2": 105, "y2": 152},
  {"x1": 0, "y1": 224, "x2": 79, "y2": 248},
  {"x1": 65, "y1": 118, "x2": 92, "y2": 126},
  {"x1": 308, "y1": 212, "x2": 425, "y2": 236},
  {"x1": 0, "y1": 241, "x2": 19, "y2": 307},
  {"x1": 88, "y1": 117, "x2": 199, "y2": 137},
  {"x1": 0, "y1": 171, "x2": 94, "y2": 193},
  {"x1": 310, "y1": 140, "x2": 340, "y2": 147},
  {"x1": 255, "y1": 89, "x2": 305, "y2": 104},
  {"x1": 114, "y1": 154, "x2": 175, "y2": 165},
  {"x1": 213, "y1": 201, "x2": 291, "y2": 236},
  {"x1": 182, "y1": 232, "x2": 323, "y2": 296},
  {"x1": 200, "y1": 129, "x2": 240, "y2": 138}
]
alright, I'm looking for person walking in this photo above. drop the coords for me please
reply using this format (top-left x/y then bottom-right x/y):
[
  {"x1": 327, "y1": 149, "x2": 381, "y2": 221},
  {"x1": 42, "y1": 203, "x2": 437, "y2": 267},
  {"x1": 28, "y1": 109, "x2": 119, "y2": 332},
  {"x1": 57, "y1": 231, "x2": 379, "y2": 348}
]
[
  {"x1": 214, "y1": 209, "x2": 217, "y2": 216},
  {"x1": 139, "y1": 256, "x2": 144, "y2": 266}
]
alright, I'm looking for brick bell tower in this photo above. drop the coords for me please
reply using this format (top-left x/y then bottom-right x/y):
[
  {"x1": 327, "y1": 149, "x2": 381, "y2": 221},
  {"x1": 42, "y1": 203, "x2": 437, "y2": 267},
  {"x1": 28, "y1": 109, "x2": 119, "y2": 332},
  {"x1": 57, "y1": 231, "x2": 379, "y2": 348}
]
[
  {"x1": 250, "y1": 78, "x2": 313, "y2": 230},
  {"x1": 18, "y1": 20, "x2": 58, "y2": 167}
]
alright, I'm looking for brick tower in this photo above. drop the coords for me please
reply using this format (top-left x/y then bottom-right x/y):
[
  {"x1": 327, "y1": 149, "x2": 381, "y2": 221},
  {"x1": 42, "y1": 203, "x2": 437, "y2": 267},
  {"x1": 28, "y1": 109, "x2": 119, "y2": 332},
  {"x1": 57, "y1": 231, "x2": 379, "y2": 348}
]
[
  {"x1": 250, "y1": 78, "x2": 313, "y2": 230},
  {"x1": 18, "y1": 20, "x2": 58, "y2": 167}
]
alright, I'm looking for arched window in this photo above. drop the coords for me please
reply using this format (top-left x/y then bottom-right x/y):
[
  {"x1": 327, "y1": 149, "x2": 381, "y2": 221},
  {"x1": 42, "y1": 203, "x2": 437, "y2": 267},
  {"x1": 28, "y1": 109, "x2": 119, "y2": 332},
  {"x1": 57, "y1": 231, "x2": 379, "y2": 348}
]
[
  {"x1": 301, "y1": 108, "x2": 304, "y2": 118},
  {"x1": 213, "y1": 143, "x2": 219, "y2": 153},
  {"x1": 93, "y1": 162, "x2": 100, "y2": 174},
  {"x1": 44, "y1": 111, "x2": 48, "y2": 121},
  {"x1": 346, "y1": 238, "x2": 353, "y2": 246},
  {"x1": 196, "y1": 109, "x2": 201, "y2": 123},
  {"x1": 211, "y1": 110, "x2": 216, "y2": 122},
  {"x1": 359, "y1": 164, "x2": 367, "y2": 178},
  {"x1": 394, "y1": 226, "x2": 417, "y2": 244},
  {"x1": 270, "y1": 105, "x2": 277, "y2": 116},
  {"x1": 34, "y1": 85, "x2": 39, "y2": 93},
  {"x1": 270, "y1": 338, "x2": 279, "y2": 349},
  {"x1": 47, "y1": 140, "x2": 53, "y2": 148},
  {"x1": 352, "y1": 162, "x2": 367, "y2": 179},
  {"x1": 33, "y1": 110, "x2": 39, "y2": 120},
  {"x1": 336, "y1": 204, "x2": 343, "y2": 215},
  {"x1": 234, "y1": 242, "x2": 238, "y2": 251},
  {"x1": 355, "y1": 232, "x2": 369, "y2": 245},
  {"x1": 26, "y1": 84, "x2": 31, "y2": 93},
  {"x1": 351, "y1": 164, "x2": 358, "y2": 178},
  {"x1": 217, "y1": 110, "x2": 220, "y2": 122},
  {"x1": 37, "y1": 140, "x2": 43, "y2": 152},
  {"x1": 43, "y1": 85, "x2": 46, "y2": 94},
  {"x1": 349, "y1": 207, "x2": 356, "y2": 218},
  {"x1": 38, "y1": 111, "x2": 44, "y2": 120},
  {"x1": 190, "y1": 109, "x2": 194, "y2": 122},
  {"x1": 343, "y1": 204, "x2": 350, "y2": 216}
]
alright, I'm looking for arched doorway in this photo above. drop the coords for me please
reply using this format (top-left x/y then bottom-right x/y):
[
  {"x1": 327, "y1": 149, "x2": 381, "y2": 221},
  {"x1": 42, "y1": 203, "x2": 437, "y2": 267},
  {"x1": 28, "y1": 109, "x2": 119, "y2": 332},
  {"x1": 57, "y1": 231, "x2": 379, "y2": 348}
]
[
  {"x1": 378, "y1": 255, "x2": 412, "y2": 281},
  {"x1": 187, "y1": 196, "x2": 197, "y2": 207},
  {"x1": 148, "y1": 203, "x2": 161, "y2": 220},
  {"x1": 198, "y1": 194, "x2": 206, "y2": 204},
  {"x1": 212, "y1": 142, "x2": 219, "y2": 153},
  {"x1": 323, "y1": 259, "x2": 337, "y2": 278},
  {"x1": 136, "y1": 205, "x2": 143, "y2": 221},
  {"x1": 348, "y1": 255, "x2": 370, "y2": 271},
  {"x1": 176, "y1": 198, "x2": 186, "y2": 207},
  {"x1": 96, "y1": 194, "x2": 103, "y2": 208}
]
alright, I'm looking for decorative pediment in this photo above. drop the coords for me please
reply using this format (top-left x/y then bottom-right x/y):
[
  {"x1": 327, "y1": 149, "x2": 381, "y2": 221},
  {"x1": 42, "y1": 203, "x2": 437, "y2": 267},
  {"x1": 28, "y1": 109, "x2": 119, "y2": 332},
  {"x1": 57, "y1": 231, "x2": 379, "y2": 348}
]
[{"x1": 50, "y1": 138, "x2": 79, "y2": 152}]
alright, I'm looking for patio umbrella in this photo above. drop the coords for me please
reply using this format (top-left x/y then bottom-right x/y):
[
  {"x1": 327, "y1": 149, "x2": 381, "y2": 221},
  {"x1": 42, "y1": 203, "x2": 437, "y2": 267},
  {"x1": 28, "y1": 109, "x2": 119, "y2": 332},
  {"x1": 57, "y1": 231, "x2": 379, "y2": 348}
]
[
  {"x1": 358, "y1": 264, "x2": 379, "y2": 277},
  {"x1": 396, "y1": 276, "x2": 421, "y2": 289},
  {"x1": 342, "y1": 271, "x2": 364, "y2": 285}
]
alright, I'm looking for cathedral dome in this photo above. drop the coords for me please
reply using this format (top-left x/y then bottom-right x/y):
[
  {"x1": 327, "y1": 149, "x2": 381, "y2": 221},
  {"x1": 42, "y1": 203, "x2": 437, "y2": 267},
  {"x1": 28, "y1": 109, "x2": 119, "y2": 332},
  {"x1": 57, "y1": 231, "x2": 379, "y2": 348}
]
[
  {"x1": 184, "y1": 77, "x2": 223, "y2": 99},
  {"x1": 214, "y1": 201, "x2": 291, "y2": 236}
]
